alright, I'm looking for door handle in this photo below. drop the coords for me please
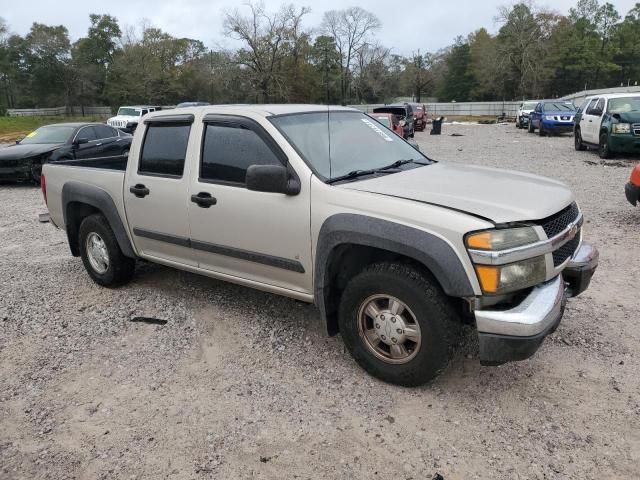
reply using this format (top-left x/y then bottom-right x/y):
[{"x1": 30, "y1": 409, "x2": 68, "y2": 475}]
[
  {"x1": 588, "y1": 120, "x2": 592, "y2": 123},
  {"x1": 96, "y1": 142, "x2": 103, "y2": 146},
  {"x1": 129, "y1": 184, "x2": 150, "y2": 198},
  {"x1": 191, "y1": 192, "x2": 217, "y2": 208}
]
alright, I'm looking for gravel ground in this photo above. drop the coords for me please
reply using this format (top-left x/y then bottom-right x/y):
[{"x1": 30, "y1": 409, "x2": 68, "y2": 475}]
[{"x1": 1, "y1": 123, "x2": 639, "y2": 479}]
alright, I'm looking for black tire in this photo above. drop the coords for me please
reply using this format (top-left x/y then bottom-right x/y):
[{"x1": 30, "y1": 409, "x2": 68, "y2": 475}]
[
  {"x1": 528, "y1": 121, "x2": 534, "y2": 133},
  {"x1": 515, "y1": 117, "x2": 521, "y2": 129},
  {"x1": 538, "y1": 123, "x2": 545, "y2": 136},
  {"x1": 599, "y1": 133, "x2": 612, "y2": 159},
  {"x1": 574, "y1": 129, "x2": 586, "y2": 151},
  {"x1": 78, "y1": 214, "x2": 135, "y2": 287},
  {"x1": 338, "y1": 262, "x2": 459, "y2": 387}
]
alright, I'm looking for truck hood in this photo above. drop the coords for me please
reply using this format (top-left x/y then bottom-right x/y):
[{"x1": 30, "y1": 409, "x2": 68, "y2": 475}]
[
  {"x1": 341, "y1": 162, "x2": 574, "y2": 224},
  {"x1": 613, "y1": 111, "x2": 640, "y2": 123},
  {"x1": 0, "y1": 143, "x2": 60, "y2": 161}
]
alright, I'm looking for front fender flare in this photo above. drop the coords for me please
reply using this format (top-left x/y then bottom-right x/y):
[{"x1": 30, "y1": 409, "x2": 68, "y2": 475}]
[{"x1": 314, "y1": 214, "x2": 475, "y2": 330}]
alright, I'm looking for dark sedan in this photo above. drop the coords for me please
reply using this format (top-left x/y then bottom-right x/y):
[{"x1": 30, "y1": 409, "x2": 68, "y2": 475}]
[{"x1": 0, "y1": 122, "x2": 132, "y2": 184}]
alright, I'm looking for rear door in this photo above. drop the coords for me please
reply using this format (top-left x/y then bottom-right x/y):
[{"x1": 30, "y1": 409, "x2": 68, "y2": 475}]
[
  {"x1": 123, "y1": 114, "x2": 197, "y2": 266},
  {"x1": 93, "y1": 125, "x2": 123, "y2": 157},
  {"x1": 187, "y1": 114, "x2": 312, "y2": 294}
]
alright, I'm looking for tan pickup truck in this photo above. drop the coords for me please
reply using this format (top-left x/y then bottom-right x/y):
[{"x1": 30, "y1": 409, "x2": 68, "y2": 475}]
[{"x1": 41, "y1": 105, "x2": 598, "y2": 386}]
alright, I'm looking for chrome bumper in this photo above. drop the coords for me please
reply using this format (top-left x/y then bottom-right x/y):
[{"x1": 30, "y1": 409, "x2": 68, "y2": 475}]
[{"x1": 475, "y1": 242, "x2": 598, "y2": 365}]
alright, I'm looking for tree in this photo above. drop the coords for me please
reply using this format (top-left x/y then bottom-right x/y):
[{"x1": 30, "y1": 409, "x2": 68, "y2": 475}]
[
  {"x1": 402, "y1": 51, "x2": 433, "y2": 102},
  {"x1": 468, "y1": 28, "x2": 502, "y2": 100},
  {"x1": 437, "y1": 38, "x2": 476, "y2": 101},
  {"x1": 223, "y1": 2, "x2": 311, "y2": 102},
  {"x1": 321, "y1": 7, "x2": 380, "y2": 104}
]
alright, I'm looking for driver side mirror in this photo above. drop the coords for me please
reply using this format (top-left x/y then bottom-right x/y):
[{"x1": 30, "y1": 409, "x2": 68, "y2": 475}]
[
  {"x1": 246, "y1": 164, "x2": 300, "y2": 196},
  {"x1": 72, "y1": 137, "x2": 89, "y2": 148},
  {"x1": 15, "y1": 136, "x2": 24, "y2": 144}
]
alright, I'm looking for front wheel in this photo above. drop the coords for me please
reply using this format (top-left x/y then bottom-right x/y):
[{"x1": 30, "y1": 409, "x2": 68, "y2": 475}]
[
  {"x1": 338, "y1": 263, "x2": 459, "y2": 386},
  {"x1": 528, "y1": 121, "x2": 535, "y2": 133},
  {"x1": 538, "y1": 123, "x2": 546, "y2": 136},
  {"x1": 599, "y1": 133, "x2": 612, "y2": 159},
  {"x1": 30, "y1": 164, "x2": 42, "y2": 185},
  {"x1": 515, "y1": 117, "x2": 521, "y2": 128},
  {"x1": 79, "y1": 214, "x2": 135, "y2": 287}
]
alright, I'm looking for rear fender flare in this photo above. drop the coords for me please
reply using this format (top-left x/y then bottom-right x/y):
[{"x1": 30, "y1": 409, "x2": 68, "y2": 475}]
[{"x1": 61, "y1": 181, "x2": 136, "y2": 258}]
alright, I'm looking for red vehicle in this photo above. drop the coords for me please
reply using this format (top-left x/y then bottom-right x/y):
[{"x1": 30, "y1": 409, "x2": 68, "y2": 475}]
[
  {"x1": 367, "y1": 113, "x2": 405, "y2": 138},
  {"x1": 625, "y1": 164, "x2": 640, "y2": 206},
  {"x1": 409, "y1": 103, "x2": 427, "y2": 131}
]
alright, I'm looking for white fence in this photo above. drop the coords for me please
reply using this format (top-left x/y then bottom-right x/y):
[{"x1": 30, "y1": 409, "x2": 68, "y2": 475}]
[
  {"x1": 7, "y1": 106, "x2": 112, "y2": 117},
  {"x1": 561, "y1": 85, "x2": 640, "y2": 106},
  {"x1": 351, "y1": 101, "x2": 522, "y2": 117}
]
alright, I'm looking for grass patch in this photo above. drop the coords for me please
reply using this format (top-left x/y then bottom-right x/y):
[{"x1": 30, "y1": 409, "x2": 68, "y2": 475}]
[{"x1": 0, "y1": 116, "x2": 107, "y2": 142}]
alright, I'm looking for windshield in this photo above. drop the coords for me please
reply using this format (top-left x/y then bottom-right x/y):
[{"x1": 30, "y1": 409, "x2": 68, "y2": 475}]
[
  {"x1": 608, "y1": 97, "x2": 640, "y2": 113},
  {"x1": 270, "y1": 111, "x2": 428, "y2": 180},
  {"x1": 523, "y1": 102, "x2": 537, "y2": 110},
  {"x1": 543, "y1": 102, "x2": 574, "y2": 112},
  {"x1": 117, "y1": 107, "x2": 140, "y2": 116},
  {"x1": 19, "y1": 126, "x2": 76, "y2": 145}
]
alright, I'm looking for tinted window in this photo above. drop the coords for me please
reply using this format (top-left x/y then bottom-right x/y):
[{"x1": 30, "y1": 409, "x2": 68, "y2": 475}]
[
  {"x1": 201, "y1": 124, "x2": 282, "y2": 184},
  {"x1": 76, "y1": 126, "x2": 98, "y2": 141},
  {"x1": 594, "y1": 98, "x2": 605, "y2": 115},
  {"x1": 94, "y1": 125, "x2": 117, "y2": 139},
  {"x1": 139, "y1": 124, "x2": 191, "y2": 177},
  {"x1": 586, "y1": 99, "x2": 599, "y2": 115}
]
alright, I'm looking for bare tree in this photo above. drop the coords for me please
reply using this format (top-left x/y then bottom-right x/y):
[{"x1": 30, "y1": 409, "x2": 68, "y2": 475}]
[
  {"x1": 321, "y1": 7, "x2": 380, "y2": 104},
  {"x1": 223, "y1": 2, "x2": 310, "y2": 102}
]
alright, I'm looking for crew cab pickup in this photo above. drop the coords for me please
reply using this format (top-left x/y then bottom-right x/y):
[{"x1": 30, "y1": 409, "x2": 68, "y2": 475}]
[{"x1": 42, "y1": 105, "x2": 599, "y2": 386}]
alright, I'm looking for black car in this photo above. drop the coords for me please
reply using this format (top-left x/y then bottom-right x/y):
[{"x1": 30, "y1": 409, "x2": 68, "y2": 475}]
[
  {"x1": 372, "y1": 103, "x2": 415, "y2": 138},
  {"x1": 0, "y1": 123, "x2": 132, "y2": 184}
]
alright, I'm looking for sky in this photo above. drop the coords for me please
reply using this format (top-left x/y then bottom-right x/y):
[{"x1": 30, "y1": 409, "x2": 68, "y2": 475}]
[{"x1": 1, "y1": 0, "x2": 638, "y2": 55}]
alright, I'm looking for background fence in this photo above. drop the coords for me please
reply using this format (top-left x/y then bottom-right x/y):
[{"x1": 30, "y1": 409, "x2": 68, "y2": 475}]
[
  {"x1": 7, "y1": 106, "x2": 112, "y2": 117},
  {"x1": 351, "y1": 102, "x2": 522, "y2": 117}
]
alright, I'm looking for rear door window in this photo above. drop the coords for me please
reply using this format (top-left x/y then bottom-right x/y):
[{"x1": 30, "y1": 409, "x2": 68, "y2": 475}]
[
  {"x1": 94, "y1": 125, "x2": 117, "y2": 139},
  {"x1": 76, "y1": 126, "x2": 98, "y2": 141},
  {"x1": 139, "y1": 123, "x2": 191, "y2": 177}
]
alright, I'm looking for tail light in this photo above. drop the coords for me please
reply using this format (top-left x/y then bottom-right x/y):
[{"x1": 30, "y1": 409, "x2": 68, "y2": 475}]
[
  {"x1": 631, "y1": 165, "x2": 640, "y2": 187},
  {"x1": 41, "y1": 174, "x2": 47, "y2": 205}
]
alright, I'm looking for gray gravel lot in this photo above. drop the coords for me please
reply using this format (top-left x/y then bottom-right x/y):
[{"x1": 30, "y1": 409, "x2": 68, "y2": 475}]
[{"x1": 1, "y1": 123, "x2": 639, "y2": 479}]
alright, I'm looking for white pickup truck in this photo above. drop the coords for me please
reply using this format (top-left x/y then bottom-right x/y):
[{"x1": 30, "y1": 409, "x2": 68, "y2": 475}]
[{"x1": 42, "y1": 105, "x2": 598, "y2": 386}]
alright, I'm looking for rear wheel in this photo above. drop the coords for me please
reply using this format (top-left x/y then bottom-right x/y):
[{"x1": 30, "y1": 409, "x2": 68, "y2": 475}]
[
  {"x1": 79, "y1": 214, "x2": 135, "y2": 287},
  {"x1": 338, "y1": 262, "x2": 459, "y2": 386},
  {"x1": 599, "y1": 133, "x2": 612, "y2": 159},
  {"x1": 574, "y1": 129, "x2": 586, "y2": 151}
]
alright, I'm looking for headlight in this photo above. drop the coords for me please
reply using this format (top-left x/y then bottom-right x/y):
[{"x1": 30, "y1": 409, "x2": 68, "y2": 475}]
[
  {"x1": 474, "y1": 256, "x2": 546, "y2": 294},
  {"x1": 466, "y1": 227, "x2": 538, "y2": 250},
  {"x1": 466, "y1": 227, "x2": 545, "y2": 294},
  {"x1": 545, "y1": 115, "x2": 555, "y2": 121},
  {"x1": 613, "y1": 123, "x2": 631, "y2": 134}
]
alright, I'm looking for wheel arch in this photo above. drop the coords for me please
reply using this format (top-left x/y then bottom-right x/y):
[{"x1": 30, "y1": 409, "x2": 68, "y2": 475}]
[
  {"x1": 62, "y1": 181, "x2": 136, "y2": 259},
  {"x1": 315, "y1": 214, "x2": 475, "y2": 335}
]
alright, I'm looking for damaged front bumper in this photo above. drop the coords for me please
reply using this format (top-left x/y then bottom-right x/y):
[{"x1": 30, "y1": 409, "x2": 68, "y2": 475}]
[{"x1": 475, "y1": 241, "x2": 598, "y2": 365}]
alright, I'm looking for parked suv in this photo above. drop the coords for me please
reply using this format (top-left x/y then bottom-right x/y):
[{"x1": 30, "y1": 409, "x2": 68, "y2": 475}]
[
  {"x1": 408, "y1": 103, "x2": 427, "y2": 131},
  {"x1": 107, "y1": 105, "x2": 162, "y2": 133},
  {"x1": 42, "y1": 105, "x2": 598, "y2": 387},
  {"x1": 528, "y1": 101, "x2": 577, "y2": 136},
  {"x1": 574, "y1": 93, "x2": 640, "y2": 158},
  {"x1": 515, "y1": 101, "x2": 539, "y2": 129}
]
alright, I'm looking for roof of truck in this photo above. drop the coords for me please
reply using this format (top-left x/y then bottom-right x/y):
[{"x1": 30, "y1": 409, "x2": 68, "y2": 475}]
[{"x1": 145, "y1": 104, "x2": 357, "y2": 120}]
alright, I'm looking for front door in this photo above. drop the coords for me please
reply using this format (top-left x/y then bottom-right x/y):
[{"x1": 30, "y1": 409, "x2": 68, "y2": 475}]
[
  {"x1": 72, "y1": 126, "x2": 104, "y2": 159},
  {"x1": 187, "y1": 115, "x2": 312, "y2": 294},
  {"x1": 581, "y1": 98, "x2": 601, "y2": 143},
  {"x1": 123, "y1": 115, "x2": 197, "y2": 266}
]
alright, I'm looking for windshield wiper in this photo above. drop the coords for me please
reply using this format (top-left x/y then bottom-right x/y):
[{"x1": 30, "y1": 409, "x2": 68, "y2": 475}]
[{"x1": 326, "y1": 159, "x2": 429, "y2": 184}]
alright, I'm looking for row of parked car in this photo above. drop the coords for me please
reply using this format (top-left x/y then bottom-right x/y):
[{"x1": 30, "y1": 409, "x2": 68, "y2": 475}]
[{"x1": 516, "y1": 93, "x2": 640, "y2": 159}]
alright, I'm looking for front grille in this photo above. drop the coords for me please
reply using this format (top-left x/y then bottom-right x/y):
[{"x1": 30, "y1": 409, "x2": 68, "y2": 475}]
[
  {"x1": 538, "y1": 202, "x2": 580, "y2": 238},
  {"x1": 633, "y1": 123, "x2": 640, "y2": 136},
  {"x1": 553, "y1": 233, "x2": 580, "y2": 266}
]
